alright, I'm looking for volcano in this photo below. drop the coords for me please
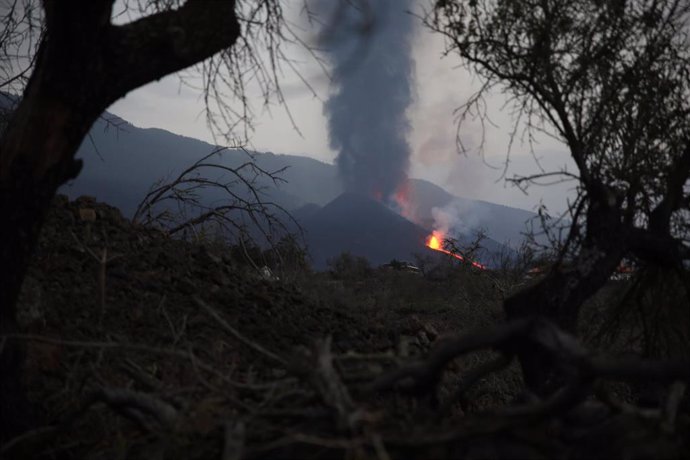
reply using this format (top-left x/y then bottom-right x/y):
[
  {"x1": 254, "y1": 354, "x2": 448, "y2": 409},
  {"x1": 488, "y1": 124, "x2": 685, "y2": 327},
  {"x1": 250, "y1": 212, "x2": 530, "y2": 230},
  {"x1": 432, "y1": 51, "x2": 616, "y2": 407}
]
[
  {"x1": 299, "y1": 193, "x2": 509, "y2": 269},
  {"x1": 299, "y1": 192, "x2": 427, "y2": 269}
]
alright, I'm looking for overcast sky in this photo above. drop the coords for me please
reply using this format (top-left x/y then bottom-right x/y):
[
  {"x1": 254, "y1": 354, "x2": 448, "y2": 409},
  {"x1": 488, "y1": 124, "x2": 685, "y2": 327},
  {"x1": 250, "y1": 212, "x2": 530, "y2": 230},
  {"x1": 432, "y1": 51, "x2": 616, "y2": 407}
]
[{"x1": 108, "y1": 1, "x2": 578, "y2": 214}]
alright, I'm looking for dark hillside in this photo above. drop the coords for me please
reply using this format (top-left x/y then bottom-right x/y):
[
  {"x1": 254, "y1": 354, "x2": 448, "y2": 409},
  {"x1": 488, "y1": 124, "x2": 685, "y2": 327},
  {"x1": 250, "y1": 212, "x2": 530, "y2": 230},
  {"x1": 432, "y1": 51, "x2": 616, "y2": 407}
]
[
  {"x1": 6, "y1": 195, "x2": 688, "y2": 459},
  {"x1": 300, "y1": 192, "x2": 431, "y2": 268},
  {"x1": 66, "y1": 118, "x2": 306, "y2": 217}
]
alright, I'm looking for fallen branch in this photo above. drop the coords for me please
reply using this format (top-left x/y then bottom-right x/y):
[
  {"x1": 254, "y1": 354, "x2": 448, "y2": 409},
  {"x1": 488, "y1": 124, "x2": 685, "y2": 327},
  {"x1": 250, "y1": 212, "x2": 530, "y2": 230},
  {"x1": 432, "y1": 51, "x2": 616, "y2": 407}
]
[
  {"x1": 296, "y1": 337, "x2": 363, "y2": 433},
  {"x1": 86, "y1": 387, "x2": 178, "y2": 432},
  {"x1": 662, "y1": 382, "x2": 686, "y2": 433},
  {"x1": 194, "y1": 296, "x2": 288, "y2": 367},
  {"x1": 365, "y1": 318, "x2": 690, "y2": 404},
  {"x1": 222, "y1": 420, "x2": 245, "y2": 460},
  {"x1": 363, "y1": 319, "x2": 532, "y2": 395}
]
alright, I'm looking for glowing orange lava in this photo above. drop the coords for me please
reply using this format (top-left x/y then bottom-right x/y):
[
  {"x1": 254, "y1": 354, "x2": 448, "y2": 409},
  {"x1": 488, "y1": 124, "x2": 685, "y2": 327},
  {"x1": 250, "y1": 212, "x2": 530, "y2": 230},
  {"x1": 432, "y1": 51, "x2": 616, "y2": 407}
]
[
  {"x1": 425, "y1": 231, "x2": 486, "y2": 270},
  {"x1": 426, "y1": 232, "x2": 442, "y2": 250}
]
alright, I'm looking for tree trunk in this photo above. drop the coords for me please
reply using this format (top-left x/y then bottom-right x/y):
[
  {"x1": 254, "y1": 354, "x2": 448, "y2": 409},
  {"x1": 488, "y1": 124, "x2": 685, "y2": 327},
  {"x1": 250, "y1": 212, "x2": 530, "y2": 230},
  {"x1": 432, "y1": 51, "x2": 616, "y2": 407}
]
[
  {"x1": 504, "y1": 203, "x2": 628, "y2": 395},
  {"x1": 0, "y1": 0, "x2": 241, "y2": 441},
  {"x1": 0, "y1": 54, "x2": 97, "y2": 443},
  {"x1": 0, "y1": 165, "x2": 80, "y2": 442}
]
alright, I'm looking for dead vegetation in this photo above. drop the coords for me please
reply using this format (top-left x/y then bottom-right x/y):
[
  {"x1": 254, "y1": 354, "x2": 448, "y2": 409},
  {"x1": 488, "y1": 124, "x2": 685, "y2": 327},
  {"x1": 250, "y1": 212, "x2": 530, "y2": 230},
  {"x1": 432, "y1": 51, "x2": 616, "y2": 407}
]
[{"x1": 0, "y1": 195, "x2": 687, "y2": 459}]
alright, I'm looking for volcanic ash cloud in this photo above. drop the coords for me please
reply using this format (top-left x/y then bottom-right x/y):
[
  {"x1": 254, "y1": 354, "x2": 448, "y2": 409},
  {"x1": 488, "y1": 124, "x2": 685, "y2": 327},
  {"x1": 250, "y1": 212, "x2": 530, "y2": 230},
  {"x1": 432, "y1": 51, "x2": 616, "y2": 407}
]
[{"x1": 316, "y1": 0, "x2": 416, "y2": 201}]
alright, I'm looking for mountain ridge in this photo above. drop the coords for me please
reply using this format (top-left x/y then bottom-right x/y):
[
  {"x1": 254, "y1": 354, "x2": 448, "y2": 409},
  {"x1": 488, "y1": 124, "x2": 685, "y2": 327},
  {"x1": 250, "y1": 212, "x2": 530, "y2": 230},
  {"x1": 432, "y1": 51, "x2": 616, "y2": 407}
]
[
  {"x1": 0, "y1": 93, "x2": 537, "y2": 265},
  {"x1": 65, "y1": 113, "x2": 536, "y2": 246}
]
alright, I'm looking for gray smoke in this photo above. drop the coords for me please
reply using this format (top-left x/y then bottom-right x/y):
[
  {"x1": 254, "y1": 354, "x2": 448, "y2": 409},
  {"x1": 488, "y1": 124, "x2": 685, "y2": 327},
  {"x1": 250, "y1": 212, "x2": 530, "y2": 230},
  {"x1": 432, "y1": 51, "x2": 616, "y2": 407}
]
[{"x1": 317, "y1": 0, "x2": 416, "y2": 201}]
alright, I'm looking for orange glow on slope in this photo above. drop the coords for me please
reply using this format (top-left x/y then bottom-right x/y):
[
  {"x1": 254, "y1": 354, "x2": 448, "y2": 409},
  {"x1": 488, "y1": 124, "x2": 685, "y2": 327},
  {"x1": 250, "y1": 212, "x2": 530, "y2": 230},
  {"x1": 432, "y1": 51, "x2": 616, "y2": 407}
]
[
  {"x1": 425, "y1": 231, "x2": 486, "y2": 270},
  {"x1": 427, "y1": 232, "x2": 442, "y2": 250},
  {"x1": 392, "y1": 181, "x2": 415, "y2": 221}
]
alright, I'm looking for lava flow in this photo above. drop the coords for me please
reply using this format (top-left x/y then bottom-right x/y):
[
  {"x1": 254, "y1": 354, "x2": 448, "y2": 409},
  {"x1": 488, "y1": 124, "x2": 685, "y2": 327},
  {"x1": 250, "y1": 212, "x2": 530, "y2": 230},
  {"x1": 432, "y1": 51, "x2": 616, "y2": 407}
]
[{"x1": 425, "y1": 231, "x2": 486, "y2": 270}]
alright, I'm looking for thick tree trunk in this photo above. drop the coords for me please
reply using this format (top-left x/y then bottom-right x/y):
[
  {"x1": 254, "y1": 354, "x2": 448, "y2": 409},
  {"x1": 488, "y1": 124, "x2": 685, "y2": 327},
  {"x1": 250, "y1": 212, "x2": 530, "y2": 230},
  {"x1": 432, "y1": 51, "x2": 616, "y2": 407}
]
[
  {"x1": 0, "y1": 156, "x2": 81, "y2": 442},
  {"x1": 0, "y1": 58, "x2": 95, "y2": 445},
  {"x1": 0, "y1": 0, "x2": 241, "y2": 441},
  {"x1": 504, "y1": 203, "x2": 628, "y2": 395}
]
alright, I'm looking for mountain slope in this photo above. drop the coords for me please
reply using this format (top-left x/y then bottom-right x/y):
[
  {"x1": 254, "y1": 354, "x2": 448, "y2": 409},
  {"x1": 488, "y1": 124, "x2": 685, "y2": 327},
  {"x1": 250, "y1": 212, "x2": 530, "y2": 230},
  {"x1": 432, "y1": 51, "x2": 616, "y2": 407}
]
[
  {"x1": 65, "y1": 116, "x2": 310, "y2": 217},
  {"x1": 300, "y1": 192, "x2": 509, "y2": 269},
  {"x1": 301, "y1": 192, "x2": 430, "y2": 268}
]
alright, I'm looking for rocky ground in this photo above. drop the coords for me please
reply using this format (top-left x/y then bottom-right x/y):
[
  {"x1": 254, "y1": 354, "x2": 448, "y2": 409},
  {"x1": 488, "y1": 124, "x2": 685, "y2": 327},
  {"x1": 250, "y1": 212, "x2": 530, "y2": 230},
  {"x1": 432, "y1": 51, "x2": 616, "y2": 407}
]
[
  {"x1": 7, "y1": 195, "x2": 478, "y2": 459},
  {"x1": 4, "y1": 195, "x2": 689, "y2": 459}
]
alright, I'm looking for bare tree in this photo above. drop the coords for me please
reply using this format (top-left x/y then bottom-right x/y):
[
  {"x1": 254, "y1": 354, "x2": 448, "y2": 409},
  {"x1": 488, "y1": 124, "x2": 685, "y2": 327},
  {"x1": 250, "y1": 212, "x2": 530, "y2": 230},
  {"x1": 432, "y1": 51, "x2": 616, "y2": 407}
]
[
  {"x1": 427, "y1": 0, "x2": 690, "y2": 394},
  {"x1": 133, "y1": 148, "x2": 296, "y2": 240},
  {"x1": 0, "y1": 0, "x2": 303, "y2": 440}
]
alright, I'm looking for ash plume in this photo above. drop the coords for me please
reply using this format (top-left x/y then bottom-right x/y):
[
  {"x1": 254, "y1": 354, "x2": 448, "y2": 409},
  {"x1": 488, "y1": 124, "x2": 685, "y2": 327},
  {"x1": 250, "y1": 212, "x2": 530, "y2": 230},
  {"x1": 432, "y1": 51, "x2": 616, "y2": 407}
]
[{"x1": 316, "y1": 0, "x2": 416, "y2": 201}]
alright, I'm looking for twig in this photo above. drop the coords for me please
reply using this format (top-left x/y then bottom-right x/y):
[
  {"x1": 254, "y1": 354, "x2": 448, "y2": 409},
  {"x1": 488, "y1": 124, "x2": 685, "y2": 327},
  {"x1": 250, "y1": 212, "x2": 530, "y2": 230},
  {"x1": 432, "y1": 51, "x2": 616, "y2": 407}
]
[
  {"x1": 158, "y1": 295, "x2": 188, "y2": 345},
  {"x1": 194, "y1": 296, "x2": 288, "y2": 367},
  {"x1": 300, "y1": 337, "x2": 362, "y2": 433},
  {"x1": 87, "y1": 387, "x2": 178, "y2": 431},
  {"x1": 370, "y1": 433, "x2": 391, "y2": 460},
  {"x1": 222, "y1": 420, "x2": 245, "y2": 460},
  {"x1": 68, "y1": 231, "x2": 122, "y2": 328},
  {"x1": 0, "y1": 426, "x2": 56, "y2": 456},
  {"x1": 119, "y1": 358, "x2": 163, "y2": 392},
  {"x1": 661, "y1": 381, "x2": 686, "y2": 433},
  {"x1": 2, "y1": 333, "x2": 291, "y2": 391},
  {"x1": 97, "y1": 247, "x2": 107, "y2": 328}
]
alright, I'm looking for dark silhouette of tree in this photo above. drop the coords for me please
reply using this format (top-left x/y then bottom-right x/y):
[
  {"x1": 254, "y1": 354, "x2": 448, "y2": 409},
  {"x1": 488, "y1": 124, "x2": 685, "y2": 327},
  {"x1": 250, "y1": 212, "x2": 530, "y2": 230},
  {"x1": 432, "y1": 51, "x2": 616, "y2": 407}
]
[
  {"x1": 427, "y1": 0, "x2": 690, "y2": 394},
  {"x1": 0, "y1": 0, "x2": 297, "y2": 440}
]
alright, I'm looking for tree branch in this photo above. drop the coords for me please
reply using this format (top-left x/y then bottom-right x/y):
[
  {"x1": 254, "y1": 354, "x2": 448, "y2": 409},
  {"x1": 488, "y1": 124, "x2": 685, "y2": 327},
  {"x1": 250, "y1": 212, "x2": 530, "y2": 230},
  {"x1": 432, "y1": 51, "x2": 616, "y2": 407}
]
[
  {"x1": 365, "y1": 317, "x2": 690, "y2": 400},
  {"x1": 106, "y1": 0, "x2": 240, "y2": 103}
]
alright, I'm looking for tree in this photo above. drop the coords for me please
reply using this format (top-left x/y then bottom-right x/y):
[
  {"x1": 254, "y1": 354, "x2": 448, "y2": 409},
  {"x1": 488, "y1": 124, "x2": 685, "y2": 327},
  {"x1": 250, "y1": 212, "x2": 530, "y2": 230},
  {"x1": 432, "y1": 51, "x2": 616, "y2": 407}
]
[
  {"x1": 133, "y1": 147, "x2": 298, "y2": 247},
  {"x1": 428, "y1": 0, "x2": 690, "y2": 393},
  {"x1": 0, "y1": 0, "x2": 294, "y2": 440}
]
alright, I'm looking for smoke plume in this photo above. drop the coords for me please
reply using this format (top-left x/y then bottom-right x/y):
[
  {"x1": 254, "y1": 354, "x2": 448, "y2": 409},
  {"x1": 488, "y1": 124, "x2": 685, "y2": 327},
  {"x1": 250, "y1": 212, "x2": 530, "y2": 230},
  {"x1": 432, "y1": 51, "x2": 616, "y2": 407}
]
[
  {"x1": 317, "y1": 0, "x2": 416, "y2": 201},
  {"x1": 431, "y1": 200, "x2": 486, "y2": 237}
]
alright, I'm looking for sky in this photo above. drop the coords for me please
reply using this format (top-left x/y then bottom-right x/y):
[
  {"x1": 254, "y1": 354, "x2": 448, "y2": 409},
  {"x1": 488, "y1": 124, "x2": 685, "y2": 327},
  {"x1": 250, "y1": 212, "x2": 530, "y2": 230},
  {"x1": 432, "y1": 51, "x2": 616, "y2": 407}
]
[{"x1": 108, "y1": 1, "x2": 578, "y2": 214}]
